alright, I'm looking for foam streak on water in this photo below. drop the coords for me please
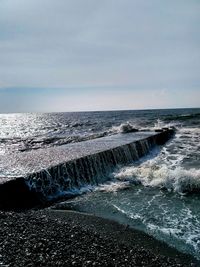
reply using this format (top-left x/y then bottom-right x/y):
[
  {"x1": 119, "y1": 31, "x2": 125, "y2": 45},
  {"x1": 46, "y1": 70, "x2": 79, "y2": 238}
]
[{"x1": 107, "y1": 125, "x2": 200, "y2": 258}]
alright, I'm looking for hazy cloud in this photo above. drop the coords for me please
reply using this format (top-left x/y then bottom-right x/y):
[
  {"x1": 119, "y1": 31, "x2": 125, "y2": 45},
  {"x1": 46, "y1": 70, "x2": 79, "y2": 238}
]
[{"x1": 0, "y1": 0, "x2": 199, "y2": 111}]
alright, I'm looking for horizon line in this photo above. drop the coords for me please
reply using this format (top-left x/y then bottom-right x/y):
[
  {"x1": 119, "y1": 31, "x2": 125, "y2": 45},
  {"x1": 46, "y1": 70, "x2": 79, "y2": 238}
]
[{"x1": 0, "y1": 106, "x2": 199, "y2": 115}]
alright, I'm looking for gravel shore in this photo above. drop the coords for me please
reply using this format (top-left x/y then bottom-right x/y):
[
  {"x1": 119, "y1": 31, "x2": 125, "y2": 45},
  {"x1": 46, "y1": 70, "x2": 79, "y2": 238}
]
[{"x1": 0, "y1": 209, "x2": 199, "y2": 267}]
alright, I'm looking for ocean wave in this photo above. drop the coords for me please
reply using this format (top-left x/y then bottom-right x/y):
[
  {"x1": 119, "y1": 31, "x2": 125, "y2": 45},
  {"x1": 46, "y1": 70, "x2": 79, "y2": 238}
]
[
  {"x1": 114, "y1": 165, "x2": 200, "y2": 194},
  {"x1": 1, "y1": 121, "x2": 140, "y2": 152},
  {"x1": 164, "y1": 113, "x2": 200, "y2": 122},
  {"x1": 109, "y1": 122, "x2": 138, "y2": 134},
  {"x1": 179, "y1": 127, "x2": 200, "y2": 135},
  {"x1": 153, "y1": 119, "x2": 178, "y2": 130}
]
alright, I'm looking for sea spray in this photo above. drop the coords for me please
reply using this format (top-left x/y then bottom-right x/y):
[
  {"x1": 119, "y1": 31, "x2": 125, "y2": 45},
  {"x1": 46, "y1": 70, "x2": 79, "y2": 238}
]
[
  {"x1": 109, "y1": 122, "x2": 139, "y2": 134},
  {"x1": 114, "y1": 165, "x2": 200, "y2": 193}
]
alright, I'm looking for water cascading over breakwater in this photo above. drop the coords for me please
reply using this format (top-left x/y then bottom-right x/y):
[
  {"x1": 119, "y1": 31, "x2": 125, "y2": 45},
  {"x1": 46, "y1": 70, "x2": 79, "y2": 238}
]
[
  {"x1": 26, "y1": 140, "x2": 146, "y2": 198},
  {"x1": 0, "y1": 129, "x2": 174, "y2": 209}
]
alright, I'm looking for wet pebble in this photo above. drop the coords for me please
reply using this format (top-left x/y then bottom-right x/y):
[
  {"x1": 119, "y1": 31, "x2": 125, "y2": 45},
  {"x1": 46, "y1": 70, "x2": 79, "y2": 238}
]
[{"x1": 0, "y1": 210, "x2": 198, "y2": 267}]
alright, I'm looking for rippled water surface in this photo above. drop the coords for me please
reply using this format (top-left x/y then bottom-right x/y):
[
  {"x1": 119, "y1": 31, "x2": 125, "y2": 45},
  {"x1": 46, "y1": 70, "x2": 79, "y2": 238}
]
[
  {"x1": 1, "y1": 108, "x2": 200, "y2": 259},
  {"x1": 0, "y1": 108, "x2": 199, "y2": 153}
]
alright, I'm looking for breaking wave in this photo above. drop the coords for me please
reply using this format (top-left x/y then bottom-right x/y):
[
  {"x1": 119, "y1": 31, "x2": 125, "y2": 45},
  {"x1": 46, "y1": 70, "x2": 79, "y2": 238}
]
[
  {"x1": 114, "y1": 165, "x2": 200, "y2": 194},
  {"x1": 109, "y1": 122, "x2": 139, "y2": 134},
  {"x1": 113, "y1": 125, "x2": 200, "y2": 194}
]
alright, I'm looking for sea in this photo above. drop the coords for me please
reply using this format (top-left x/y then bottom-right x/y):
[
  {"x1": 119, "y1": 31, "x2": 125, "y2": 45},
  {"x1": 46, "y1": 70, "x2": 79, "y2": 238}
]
[{"x1": 0, "y1": 108, "x2": 200, "y2": 259}]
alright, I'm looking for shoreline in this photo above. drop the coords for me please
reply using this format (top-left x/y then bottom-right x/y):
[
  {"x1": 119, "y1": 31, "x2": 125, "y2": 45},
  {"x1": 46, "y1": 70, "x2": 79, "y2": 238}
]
[{"x1": 0, "y1": 209, "x2": 198, "y2": 266}]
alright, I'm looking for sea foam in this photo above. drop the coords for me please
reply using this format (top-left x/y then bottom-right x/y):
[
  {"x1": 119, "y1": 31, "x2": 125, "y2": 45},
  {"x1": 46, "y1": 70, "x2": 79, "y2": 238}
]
[
  {"x1": 114, "y1": 165, "x2": 200, "y2": 193},
  {"x1": 109, "y1": 122, "x2": 138, "y2": 134}
]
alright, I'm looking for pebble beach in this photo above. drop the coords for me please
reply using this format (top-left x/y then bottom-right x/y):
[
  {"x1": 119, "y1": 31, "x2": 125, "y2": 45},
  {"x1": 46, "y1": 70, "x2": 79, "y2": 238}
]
[{"x1": 0, "y1": 209, "x2": 198, "y2": 267}]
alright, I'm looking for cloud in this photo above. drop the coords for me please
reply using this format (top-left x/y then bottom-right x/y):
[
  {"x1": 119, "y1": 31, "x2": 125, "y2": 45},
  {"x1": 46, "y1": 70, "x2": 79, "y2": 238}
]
[{"x1": 0, "y1": 0, "x2": 199, "y2": 111}]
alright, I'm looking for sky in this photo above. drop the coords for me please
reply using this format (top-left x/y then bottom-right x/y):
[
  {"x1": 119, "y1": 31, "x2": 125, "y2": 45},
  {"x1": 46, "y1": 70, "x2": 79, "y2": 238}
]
[{"x1": 0, "y1": 0, "x2": 199, "y2": 112}]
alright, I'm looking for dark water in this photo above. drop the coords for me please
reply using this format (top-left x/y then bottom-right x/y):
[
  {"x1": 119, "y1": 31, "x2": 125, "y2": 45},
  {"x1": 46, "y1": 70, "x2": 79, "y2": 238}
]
[
  {"x1": 1, "y1": 108, "x2": 200, "y2": 259},
  {"x1": 0, "y1": 108, "x2": 199, "y2": 154}
]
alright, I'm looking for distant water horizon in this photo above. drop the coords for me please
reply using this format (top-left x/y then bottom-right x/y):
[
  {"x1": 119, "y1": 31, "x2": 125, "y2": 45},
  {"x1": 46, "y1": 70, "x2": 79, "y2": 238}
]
[{"x1": 0, "y1": 106, "x2": 199, "y2": 115}]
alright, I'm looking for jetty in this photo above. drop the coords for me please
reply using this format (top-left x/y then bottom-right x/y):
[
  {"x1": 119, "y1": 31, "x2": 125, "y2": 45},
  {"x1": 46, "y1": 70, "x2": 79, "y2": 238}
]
[{"x1": 0, "y1": 128, "x2": 174, "y2": 209}]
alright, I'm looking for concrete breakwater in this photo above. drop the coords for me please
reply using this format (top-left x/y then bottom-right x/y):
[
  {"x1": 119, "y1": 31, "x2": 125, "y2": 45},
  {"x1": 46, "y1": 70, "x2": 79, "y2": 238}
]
[{"x1": 0, "y1": 128, "x2": 174, "y2": 209}]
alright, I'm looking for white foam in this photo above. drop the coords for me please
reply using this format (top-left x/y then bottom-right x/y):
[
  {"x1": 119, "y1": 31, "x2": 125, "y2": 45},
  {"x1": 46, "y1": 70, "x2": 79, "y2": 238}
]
[
  {"x1": 146, "y1": 205, "x2": 200, "y2": 257},
  {"x1": 153, "y1": 119, "x2": 177, "y2": 130},
  {"x1": 112, "y1": 204, "x2": 144, "y2": 221},
  {"x1": 179, "y1": 127, "x2": 200, "y2": 135},
  {"x1": 114, "y1": 164, "x2": 200, "y2": 193},
  {"x1": 109, "y1": 122, "x2": 138, "y2": 134},
  {"x1": 95, "y1": 181, "x2": 130, "y2": 192},
  {"x1": 111, "y1": 191, "x2": 200, "y2": 258},
  {"x1": 113, "y1": 125, "x2": 200, "y2": 194}
]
